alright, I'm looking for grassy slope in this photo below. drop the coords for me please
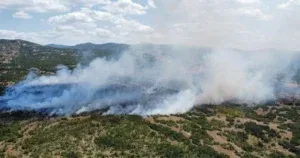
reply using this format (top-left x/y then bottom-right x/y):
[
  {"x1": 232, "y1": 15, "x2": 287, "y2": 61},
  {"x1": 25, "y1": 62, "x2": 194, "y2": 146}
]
[{"x1": 0, "y1": 104, "x2": 299, "y2": 158}]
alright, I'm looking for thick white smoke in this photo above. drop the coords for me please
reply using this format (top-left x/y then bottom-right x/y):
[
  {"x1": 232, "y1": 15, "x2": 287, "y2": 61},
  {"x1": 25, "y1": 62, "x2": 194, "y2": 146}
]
[{"x1": 0, "y1": 45, "x2": 299, "y2": 115}]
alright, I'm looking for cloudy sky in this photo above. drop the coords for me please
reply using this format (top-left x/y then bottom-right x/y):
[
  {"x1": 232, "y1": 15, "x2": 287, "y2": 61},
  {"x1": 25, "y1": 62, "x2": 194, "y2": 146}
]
[{"x1": 0, "y1": 0, "x2": 300, "y2": 50}]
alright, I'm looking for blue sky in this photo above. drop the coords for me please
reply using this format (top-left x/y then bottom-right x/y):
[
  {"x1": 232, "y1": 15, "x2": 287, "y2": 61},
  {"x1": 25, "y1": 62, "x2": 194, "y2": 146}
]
[{"x1": 0, "y1": 0, "x2": 300, "y2": 50}]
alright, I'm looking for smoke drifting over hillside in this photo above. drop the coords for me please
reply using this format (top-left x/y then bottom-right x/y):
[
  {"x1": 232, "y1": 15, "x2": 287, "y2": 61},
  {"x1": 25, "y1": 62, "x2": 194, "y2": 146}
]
[{"x1": 1, "y1": 45, "x2": 300, "y2": 115}]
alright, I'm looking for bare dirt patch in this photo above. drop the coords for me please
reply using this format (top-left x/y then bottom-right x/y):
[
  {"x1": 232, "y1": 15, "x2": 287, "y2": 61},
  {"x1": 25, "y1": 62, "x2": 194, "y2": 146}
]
[
  {"x1": 207, "y1": 130, "x2": 228, "y2": 144},
  {"x1": 155, "y1": 116, "x2": 185, "y2": 122},
  {"x1": 274, "y1": 143, "x2": 295, "y2": 156},
  {"x1": 221, "y1": 127, "x2": 243, "y2": 133},
  {"x1": 207, "y1": 115, "x2": 228, "y2": 125},
  {"x1": 145, "y1": 117, "x2": 155, "y2": 123},
  {"x1": 212, "y1": 145, "x2": 239, "y2": 158}
]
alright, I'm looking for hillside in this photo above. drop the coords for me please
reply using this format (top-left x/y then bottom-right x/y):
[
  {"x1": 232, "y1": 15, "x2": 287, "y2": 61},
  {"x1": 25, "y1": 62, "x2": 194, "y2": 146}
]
[
  {"x1": 47, "y1": 42, "x2": 129, "y2": 51},
  {"x1": 47, "y1": 42, "x2": 129, "y2": 61},
  {"x1": 0, "y1": 40, "x2": 129, "y2": 94},
  {"x1": 0, "y1": 39, "x2": 78, "y2": 86},
  {"x1": 0, "y1": 104, "x2": 299, "y2": 158},
  {"x1": 0, "y1": 39, "x2": 300, "y2": 158}
]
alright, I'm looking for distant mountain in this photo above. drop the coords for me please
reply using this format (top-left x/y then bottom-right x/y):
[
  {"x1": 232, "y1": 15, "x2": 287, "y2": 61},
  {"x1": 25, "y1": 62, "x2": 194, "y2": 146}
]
[
  {"x1": 71, "y1": 42, "x2": 102, "y2": 50},
  {"x1": 46, "y1": 44, "x2": 70, "y2": 49},
  {"x1": 47, "y1": 42, "x2": 129, "y2": 53},
  {"x1": 0, "y1": 39, "x2": 78, "y2": 84},
  {"x1": 0, "y1": 40, "x2": 132, "y2": 87},
  {"x1": 73, "y1": 42, "x2": 128, "y2": 50},
  {"x1": 0, "y1": 39, "x2": 77, "y2": 63},
  {"x1": 0, "y1": 39, "x2": 212, "y2": 86},
  {"x1": 47, "y1": 42, "x2": 130, "y2": 61}
]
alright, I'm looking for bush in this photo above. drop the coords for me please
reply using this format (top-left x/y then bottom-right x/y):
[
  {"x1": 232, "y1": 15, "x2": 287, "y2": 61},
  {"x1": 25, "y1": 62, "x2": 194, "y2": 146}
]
[
  {"x1": 0, "y1": 122, "x2": 21, "y2": 142},
  {"x1": 94, "y1": 135, "x2": 132, "y2": 150},
  {"x1": 244, "y1": 122, "x2": 278, "y2": 143},
  {"x1": 148, "y1": 124, "x2": 187, "y2": 143}
]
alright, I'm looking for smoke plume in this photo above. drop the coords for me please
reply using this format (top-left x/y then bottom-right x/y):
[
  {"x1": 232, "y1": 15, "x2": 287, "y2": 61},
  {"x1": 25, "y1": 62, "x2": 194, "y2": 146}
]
[{"x1": 1, "y1": 45, "x2": 300, "y2": 115}]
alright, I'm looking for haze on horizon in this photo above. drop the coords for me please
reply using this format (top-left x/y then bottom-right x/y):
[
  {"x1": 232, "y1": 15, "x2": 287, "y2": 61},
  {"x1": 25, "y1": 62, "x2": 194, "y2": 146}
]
[{"x1": 0, "y1": 0, "x2": 300, "y2": 50}]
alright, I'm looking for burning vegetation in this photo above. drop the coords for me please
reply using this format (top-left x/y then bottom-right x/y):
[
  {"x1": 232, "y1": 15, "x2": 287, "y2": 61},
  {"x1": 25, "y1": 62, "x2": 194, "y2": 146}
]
[{"x1": 1, "y1": 40, "x2": 300, "y2": 157}]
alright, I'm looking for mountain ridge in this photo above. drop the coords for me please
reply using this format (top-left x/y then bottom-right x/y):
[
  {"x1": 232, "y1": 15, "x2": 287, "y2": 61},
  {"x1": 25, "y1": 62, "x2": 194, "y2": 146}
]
[{"x1": 46, "y1": 42, "x2": 129, "y2": 51}]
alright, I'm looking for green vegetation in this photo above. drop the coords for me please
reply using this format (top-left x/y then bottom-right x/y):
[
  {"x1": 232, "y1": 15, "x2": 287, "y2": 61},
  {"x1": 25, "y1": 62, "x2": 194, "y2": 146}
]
[
  {"x1": 0, "y1": 103, "x2": 298, "y2": 157},
  {"x1": 0, "y1": 47, "x2": 78, "y2": 83},
  {"x1": 224, "y1": 131, "x2": 254, "y2": 152},
  {"x1": 0, "y1": 122, "x2": 21, "y2": 142},
  {"x1": 244, "y1": 122, "x2": 279, "y2": 142},
  {"x1": 0, "y1": 39, "x2": 300, "y2": 157},
  {"x1": 0, "y1": 40, "x2": 128, "y2": 85},
  {"x1": 7, "y1": 115, "x2": 226, "y2": 157},
  {"x1": 278, "y1": 121, "x2": 300, "y2": 155},
  {"x1": 216, "y1": 106, "x2": 244, "y2": 118}
]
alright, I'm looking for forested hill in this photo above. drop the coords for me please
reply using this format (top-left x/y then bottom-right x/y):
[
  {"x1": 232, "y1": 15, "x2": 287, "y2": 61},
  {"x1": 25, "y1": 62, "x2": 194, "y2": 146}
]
[
  {"x1": 47, "y1": 42, "x2": 129, "y2": 59},
  {"x1": 0, "y1": 39, "x2": 78, "y2": 88},
  {"x1": 0, "y1": 39, "x2": 129, "y2": 89}
]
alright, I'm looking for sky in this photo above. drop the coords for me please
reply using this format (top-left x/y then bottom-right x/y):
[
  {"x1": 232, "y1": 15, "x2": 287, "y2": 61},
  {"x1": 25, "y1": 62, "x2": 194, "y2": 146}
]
[{"x1": 0, "y1": 0, "x2": 300, "y2": 50}]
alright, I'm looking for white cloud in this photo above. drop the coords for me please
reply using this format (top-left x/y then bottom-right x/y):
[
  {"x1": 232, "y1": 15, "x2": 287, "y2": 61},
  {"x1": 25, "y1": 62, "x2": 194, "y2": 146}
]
[
  {"x1": 0, "y1": 29, "x2": 27, "y2": 39},
  {"x1": 0, "y1": 0, "x2": 68, "y2": 13},
  {"x1": 93, "y1": 10, "x2": 114, "y2": 21},
  {"x1": 0, "y1": 29, "x2": 58, "y2": 44},
  {"x1": 73, "y1": 0, "x2": 109, "y2": 7},
  {"x1": 278, "y1": 0, "x2": 300, "y2": 9},
  {"x1": 13, "y1": 11, "x2": 32, "y2": 19},
  {"x1": 3, "y1": 0, "x2": 300, "y2": 50},
  {"x1": 102, "y1": 0, "x2": 147, "y2": 15},
  {"x1": 48, "y1": 7, "x2": 153, "y2": 34},
  {"x1": 48, "y1": 11, "x2": 94, "y2": 24},
  {"x1": 0, "y1": 29, "x2": 38, "y2": 40},
  {"x1": 234, "y1": 0, "x2": 260, "y2": 4},
  {"x1": 236, "y1": 8, "x2": 272, "y2": 20},
  {"x1": 0, "y1": 0, "x2": 109, "y2": 13},
  {"x1": 113, "y1": 18, "x2": 154, "y2": 33},
  {"x1": 55, "y1": 25, "x2": 85, "y2": 35},
  {"x1": 147, "y1": 0, "x2": 156, "y2": 8},
  {"x1": 46, "y1": 6, "x2": 153, "y2": 44},
  {"x1": 53, "y1": 21, "x2": 113, "y2": 38},
  {"x1": 48, "y1": 8, "x2": 114, "y2": 24},
  {"x1": 93, "y1": 28, "x2": 114, "y2": 37}
]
